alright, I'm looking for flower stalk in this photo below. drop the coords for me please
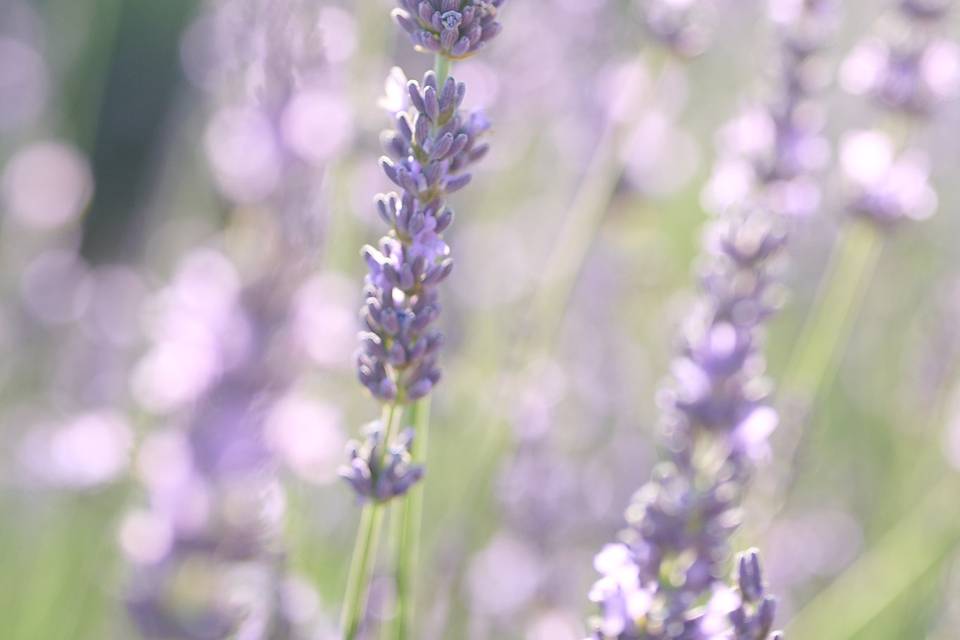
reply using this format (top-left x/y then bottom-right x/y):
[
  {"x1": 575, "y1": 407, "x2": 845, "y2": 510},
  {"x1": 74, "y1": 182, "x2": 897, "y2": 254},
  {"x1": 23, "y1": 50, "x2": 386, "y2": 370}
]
[
  {"x1": 341, "y1": 401, "x2": 404, "y2": 640},
  {"x1": 340, "y1": 3, "x2": 507, "y2": 638}
]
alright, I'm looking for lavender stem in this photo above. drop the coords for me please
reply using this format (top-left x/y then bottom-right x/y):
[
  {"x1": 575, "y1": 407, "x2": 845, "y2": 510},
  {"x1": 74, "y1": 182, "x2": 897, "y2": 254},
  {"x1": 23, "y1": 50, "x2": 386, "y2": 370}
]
[
  {"x1": 781, "y1": 223, "x2": 884, "y2": 400},
  {"x1": 787, "y1": 475, "x2": 960, "y2": 639},
  {"x1": 432, "y1": 47, "x2": 669, "y2": 527},
  {"x1": 347, "y1": 2, "x2": 507, "y2": 633},
  {"x1": 530, "y1": 46, "x2": 663, "y2": 350},
  {"x1": 391, "y1": 398, "x2": 431, "y2": 640},
  {"x1": 747, "y1": 221, "x2": 885, "y2": 540},
  {"x1": 387, "y1": 50, "x2": 449, "y2": 640},
  {"x1": 341, "y1": 401, "x2": 403, "y2": 640},
  {"x1": 434, "y1": 53, "x2": 451, "y2": 88}
]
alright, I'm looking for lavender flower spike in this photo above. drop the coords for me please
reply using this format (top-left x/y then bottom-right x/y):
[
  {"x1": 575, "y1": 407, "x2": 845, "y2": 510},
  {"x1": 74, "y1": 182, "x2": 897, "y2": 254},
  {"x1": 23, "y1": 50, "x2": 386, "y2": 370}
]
[
  {"x1": 355, "y1": 69, "x2": 490, "y2": 407},
  {"x1": 839, "y1": 0, "x2": 956, "y2": 226},
  {"x1": 341, "y1": 4, "x2": 505, "y2": 636},
  {"x1": 586, "y1": 2, "x2": 837, "y2": 638},
  {"x1": 586, "y1": 207, "x2": 788, "y2": 640},
  {"x1": 392, "y1": 0, "x2": 505, "y2": 59}
]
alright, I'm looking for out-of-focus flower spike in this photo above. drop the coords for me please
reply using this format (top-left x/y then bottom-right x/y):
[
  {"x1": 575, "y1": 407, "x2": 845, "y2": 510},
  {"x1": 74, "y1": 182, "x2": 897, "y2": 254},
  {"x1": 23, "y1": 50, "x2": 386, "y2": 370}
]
[
  {"x1": 839, "y1": 0, "x2": 954, "y2": 226},
  {"x1": 586, "y1": 1, "x2": 835, "y2": 637}
]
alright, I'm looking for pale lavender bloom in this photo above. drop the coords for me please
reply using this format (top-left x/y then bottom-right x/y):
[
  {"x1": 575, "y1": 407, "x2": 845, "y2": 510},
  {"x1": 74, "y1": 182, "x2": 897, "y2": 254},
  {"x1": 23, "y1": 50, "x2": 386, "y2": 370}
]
[
  {"x1": 125, "y1": 264, "x2": 314, "y2": 639},
  {"x1": 265, "y1": 393, "x2": 347, "y2": 485},
  {"x1": 843, "y1": 37, "x2": 960, "y2": 114},
  {"x1": 838, "y1": 1, "x2": 954, "y2": 225},
  {"x1": 840, "y1": 1, "x2": 960, "y2": 117},
  {"x1": 0, "y1": 1, "x2": 49, "y2": 131},
  {"x1": 466, "y1": 533, "x2": 543, "y2": 620},
  {"x1": 639, "y1": 0, "x2": 713, "y2": 58},
  {"x1": 840, "y1": 129, "x2": 937, "y2": 224},
  {"x1": 184, "y1": 0, "x2": 342, "y2": 246},
  {"x1": 586, "y1": 2, "x2": 834, "y2": 636},
  {"x1": 18, "y1": 410, "x2": 133, "y2": 489},
  {"x1": 761, "y1": 508, "x2": 862, "y2": 590},
  {"x1": 588, "y1": 544, "x2": 656, "y2": 638},
  {"x1": 2, "y1": 139, "x2": 140, "y2": 493},
  {"x1": 131, "y1": 249, "x2": 243, "y2": 414},
  {"x1": 124, "y1": 2, "x2": 332, "y2": 637},
  {"x1": 586, "y1": 206, "x2": 788, "y2": 640},
  {"x1": 1, "y1": 140, "x2": 93, "y2": 230},
  {"x1": 703, "y1": 0, "x2": 834, "y2": 218}
]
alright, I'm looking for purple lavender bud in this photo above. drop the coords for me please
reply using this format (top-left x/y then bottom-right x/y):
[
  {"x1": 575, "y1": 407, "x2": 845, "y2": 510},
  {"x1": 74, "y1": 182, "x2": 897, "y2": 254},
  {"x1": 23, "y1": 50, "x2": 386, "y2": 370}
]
[
  {"x1": 432, "y1": 132, "x2": 455, "y2": 159},
  {"x1": 728, "y1": 549, "x2": 782, "y2": 640},
  {"x1": 445, "y1": 173, "x2": 472, "y2": 193},
  {"x1": 396, "y1": 113, "x2": 414, "y2": 142},
  {"x1": 339, "y1": 422, "x2": 424, "y2": 503},
  {"x1": 417, "y1": 2, "x2": 434, "y2": 25},
  {"x1": 423, "y1": 85, "x2": 441, "y2": 122},
  {"x1": 381, "y1": 157, "x2": 402, "y2": 186},
  {"x1": 435, "y1": 207, "x2": 454, "y2": 232},
  {"x1": 408, "y1": 80, "x2": 427, "y2": 114},
  {"x1": 414, "y1": 112, "x2": 431, "y2": 145},
  {"x1": 393, "y1": 0, "x2": 506, "y2": 59},
  {"x1": 395, "y1": 10, "x2": 419, "y2": 35},
  {"x1": 441, "y1": 27, "x2": 459, "y2": 52}
]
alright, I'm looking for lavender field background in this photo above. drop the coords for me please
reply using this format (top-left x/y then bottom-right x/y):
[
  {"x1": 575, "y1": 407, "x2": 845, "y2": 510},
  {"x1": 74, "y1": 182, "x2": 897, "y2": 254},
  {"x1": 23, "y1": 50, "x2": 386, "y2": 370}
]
[{"x1": 2, "y1": 0, "x2": 960, "y2": 638}]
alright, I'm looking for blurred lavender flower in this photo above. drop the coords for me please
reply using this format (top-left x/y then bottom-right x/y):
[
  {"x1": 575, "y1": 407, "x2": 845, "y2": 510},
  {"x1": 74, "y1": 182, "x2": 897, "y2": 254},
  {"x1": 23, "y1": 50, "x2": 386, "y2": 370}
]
[
  {"x1": 0, "y1": 4, "x2": 139, "y2": 493},
  {"x1": 0, "y1": 1, "x2": 49, "y2": 132},
  {"x1": 585, "y1": 205, "x2": 787, "y2": 640},
  {"x1": 840, "y1": 1, "x2": 959, "y2": 116},
  {"x1": 124, "y1": 1, "x2": 333, "y2": 637},
  {"x1": 704, "y1": 0, "x2": 835, "y2": 218},
  {"x1": 839, "y1": 0, "x2": 956, "y2": 225},
  {"x1": 586, "y1": 2, "x2": 839, "y2": 637},
  {"x1": 183, "y1": 0, "x2": 345, "y2": 245},
  {"x1": 840, "y1": 129, "x2": 937, "y2": 224},
  {"x1": 639, "y1": 0, "x2": 714, "y2": 58},
  {"x1": 392, "y1": 0, "x2": 506, "y2": 59}
]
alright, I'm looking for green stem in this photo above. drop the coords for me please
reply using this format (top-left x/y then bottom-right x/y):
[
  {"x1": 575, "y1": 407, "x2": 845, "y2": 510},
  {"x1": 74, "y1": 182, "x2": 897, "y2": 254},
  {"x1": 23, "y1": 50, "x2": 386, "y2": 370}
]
[
  {"x1": 341, "y1": 402, "x2": 401, "y2": 640},
  {"x1": 416, "y1": 48, "x2": 664, "y2": 636},
  {"x1": 745, "y1": 221, "x2": 884, "y2": 538},
  {"x1": 434, "y1": 54, "x2": 451, "y2": 87},
  {"x1": 466, "y1": 46, "x2": 660, "y2": 471},
  {"x1": 786, "y1": 474, "x2": 960, "y2": 640},
  {"x1": 527, "y1": 46, "x2": 658, "y2": 352},
  {"x1": 383, "y1": 50, "x2": 448, "y2": 640},
  {"x1": 390, "y1": 399, "x2": 431, "y2": 640},
  {"x1": 781, "y1": 220, "x2": 884, "y2": 399}
]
